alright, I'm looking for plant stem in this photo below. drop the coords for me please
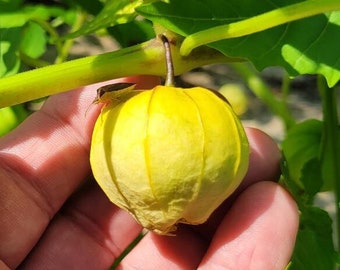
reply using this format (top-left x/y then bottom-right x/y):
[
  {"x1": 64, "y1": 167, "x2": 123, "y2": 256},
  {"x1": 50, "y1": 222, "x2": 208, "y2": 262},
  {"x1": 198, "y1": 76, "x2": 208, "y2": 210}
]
[
  {"x1": 55, "y1": 10, "x2": 86, "y2": 64},
  {"x1": 110, "y1": 232, "x2": 145, "y2": 269},
  {"x1": 231, "y1": 62, "x2": 295, "y2": 130},
  {"x1": 318, "y1": 76, "x2": 340, "y2": 252},
  {"x1": 281, "y1": 70, "x2": 291, "y2": 102},
  {"x1": 0, "y1": 37, "x2": 233, "y2": 108},
  {"x1": 180, "y1": 0, "x2": 340, "y2": 56},
  {"x1": 160, "y1": 34, "x2": 175, "y2": 86},
  {"x1": 19, "y1": 52, "x2": 51, "y2": 68},
  {"x1": 31, "y1": 18, "x2": 63, "y2": 57}
]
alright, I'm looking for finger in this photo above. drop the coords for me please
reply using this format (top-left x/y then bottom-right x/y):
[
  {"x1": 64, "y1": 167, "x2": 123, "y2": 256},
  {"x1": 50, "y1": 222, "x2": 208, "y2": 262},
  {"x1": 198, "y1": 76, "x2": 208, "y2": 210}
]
[
  {"x1": 118, "y1": 227, "x2": 207, "y2": 270},
  {"x1": 113, "y1": 129, "x2": 282, "y2": 269},
  {"x1": 19, "y1": 180, "x2": 142, "y2": 270},
  {"x1": 240, "y1": 128, "x2": 281, "y2": 189},
  {"x1": 192, "y1": 127, "x2": 281, "y2": 239},
  {"x1": 198, "y1": 181, "x2": 299, "y2": 270},
  {"x1": 0, "y1": 76, "x2": 160, "y2": 268}
]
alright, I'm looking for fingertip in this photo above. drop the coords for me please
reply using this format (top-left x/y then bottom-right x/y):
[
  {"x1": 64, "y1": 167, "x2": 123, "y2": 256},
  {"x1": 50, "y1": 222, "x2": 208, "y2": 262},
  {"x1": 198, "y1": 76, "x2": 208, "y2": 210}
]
[
  {"x1": 120, "y1": 226, "x2": 206, "y2": 269},
  {"x1": 186, "y1": 128, "x2": 282, "y2": 238},
  {"x1": 242, "y1": 128, "x2": 281, "y2": 188},
  {"x1": 199, "y1": 181, "x2": 299, "y2": 270}
]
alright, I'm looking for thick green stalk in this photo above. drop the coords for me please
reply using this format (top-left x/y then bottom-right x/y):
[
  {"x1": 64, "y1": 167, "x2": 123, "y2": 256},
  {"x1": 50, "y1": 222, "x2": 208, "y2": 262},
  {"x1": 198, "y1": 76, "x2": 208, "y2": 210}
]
[
  {"x1": 231, "y1": 62, "x2": 295, "y2": 130},
  {"x1": 0, "y1": 37, "x2": 232, "y2": 108},
  {"x1": 318, "y1": 76, "x2": 340, "y2": 252},
  {"x1": 180, "y1": 0, "x2": 340, "y2": 56}
]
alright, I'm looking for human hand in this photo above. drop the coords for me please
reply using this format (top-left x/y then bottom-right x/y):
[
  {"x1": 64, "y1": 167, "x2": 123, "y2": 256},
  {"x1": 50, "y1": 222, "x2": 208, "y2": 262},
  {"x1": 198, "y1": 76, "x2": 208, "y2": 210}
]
[{"x1": 0, "y1": 76, "x2": 298, "y2": 270}]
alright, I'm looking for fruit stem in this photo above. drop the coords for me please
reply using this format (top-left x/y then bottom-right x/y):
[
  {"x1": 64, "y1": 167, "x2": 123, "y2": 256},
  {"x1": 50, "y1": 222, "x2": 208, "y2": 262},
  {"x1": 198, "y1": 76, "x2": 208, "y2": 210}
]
[{"x1": 160, "y1": 34, "x2": 175, "y2": 86}]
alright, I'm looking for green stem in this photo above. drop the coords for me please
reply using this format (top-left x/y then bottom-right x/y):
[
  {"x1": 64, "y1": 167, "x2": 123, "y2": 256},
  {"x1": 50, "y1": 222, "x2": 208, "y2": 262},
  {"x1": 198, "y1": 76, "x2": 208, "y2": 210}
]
[
  {"x1": 318, "y1": 76, "x2": 340, "y2": 252},
  {"x1": 281, "y1": 70, "x2": 291, "y2": 102},
  {"x1": 180, "y1": 0, "x2": 340, "y2": 56},
  {"x1": 30, "y1": 18, "x2": 63, "y2": 56},
  {"x1": 110, "y1": 232, "x2": 145, "y2": 269},
  {"x1": 231, "y1": 62, "x2": 295, "y2": 130},
  {"x1": 19, "y1": 52, "x2": 51, "y2": 68},
  {"x1": 0, "y1": 37, "x2": 233, "y2": 108},
  {"x1": 56, "y1": 11, "x2": 86, "y2": 64}
]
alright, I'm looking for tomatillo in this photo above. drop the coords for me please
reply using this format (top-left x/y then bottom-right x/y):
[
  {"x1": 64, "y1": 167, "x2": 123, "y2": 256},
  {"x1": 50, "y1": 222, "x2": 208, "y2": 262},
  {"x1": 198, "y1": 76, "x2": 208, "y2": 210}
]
[{"x1": 90, "y1": 84, "x2": 249, "y2": 234}]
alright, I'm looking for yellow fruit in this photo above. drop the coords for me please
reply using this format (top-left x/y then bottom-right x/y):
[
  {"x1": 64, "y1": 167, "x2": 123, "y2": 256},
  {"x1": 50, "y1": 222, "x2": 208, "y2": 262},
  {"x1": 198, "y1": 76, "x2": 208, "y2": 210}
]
[{"x1": 90, "y1": 85, "x2": 249, "y2": 234}]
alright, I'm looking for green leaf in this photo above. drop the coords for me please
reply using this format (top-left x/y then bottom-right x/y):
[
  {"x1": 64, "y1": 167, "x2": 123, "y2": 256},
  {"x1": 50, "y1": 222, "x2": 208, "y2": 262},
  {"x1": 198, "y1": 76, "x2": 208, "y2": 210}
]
[
  {"x1": 107, "y1": 20, "x2": 155, "y2": 47},
  {"x1": 336, "y1": 252, "x2": 340, "y2": 265},
  {"x1": 0, "y1": 27, "x2": 21, "y2": 77},
  {"x1": 0, "y1": 107, "x2": 19, "y2": 136},
  {"x1": 280, "y1": 155, "x2": 303, "y2": 201},
  {"x1": 0, "y1": 5, "x2": 70, "y2": 28},
  {"x1": 65, "y1": 0, "x2": 159, "y2": 39},
  {"x1": 300, "y1": 158, "x2": 323, "y2": 203},
  {"x1": 0, "y1": 13, "x2": 27, "y2": 28},
  {"x1": 20, "y1": 21, "x2": 47, "y2": 58},
  {"x1": 137, "y1": 0, "x2": 340, "y2": 87},
  {"x1": 0, "y1": 104, "x2": 28, "y2": 136},
  {"x1": 289, "y1": 206, "x2": 336, "y2": 270},
  {"x1": 281, "y1": 119, "x2": 323, "y2": 190},
  {"x1": 69, "y1": 0, "x2": 103, "y2": 16},
  {"x1": 0, "y1": 0, "x2": 23, "y2": 12},
  {"x1": 138, "y1": 0, "x2": 241, "y2": 36}
]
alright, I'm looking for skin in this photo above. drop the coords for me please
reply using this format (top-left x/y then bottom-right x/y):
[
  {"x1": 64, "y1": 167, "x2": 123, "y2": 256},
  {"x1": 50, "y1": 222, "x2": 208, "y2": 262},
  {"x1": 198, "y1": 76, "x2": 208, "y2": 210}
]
[{"x1": 0, "y1": 76, "x2": 299, "y2": 270}]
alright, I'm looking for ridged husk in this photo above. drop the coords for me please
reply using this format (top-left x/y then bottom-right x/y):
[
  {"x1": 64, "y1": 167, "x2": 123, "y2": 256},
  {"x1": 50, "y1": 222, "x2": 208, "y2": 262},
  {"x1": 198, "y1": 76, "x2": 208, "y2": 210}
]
[{"x1": 90, "y1": 85, "x2": 249, "y2": 234}]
